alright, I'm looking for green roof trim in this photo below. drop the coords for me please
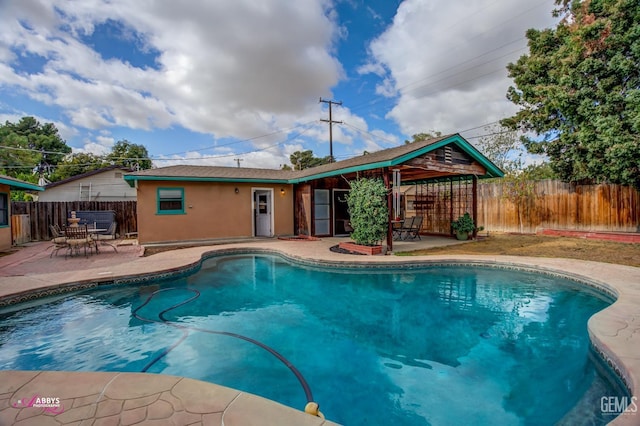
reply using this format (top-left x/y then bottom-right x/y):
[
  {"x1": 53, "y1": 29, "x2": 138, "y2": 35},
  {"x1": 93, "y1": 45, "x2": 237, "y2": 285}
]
[
  {"x1": 0, "y1": 176, "x2": 44, "y2": 191},
  {"x1": 291, "y1": 134, "x2": 503, "y2": 182},
  {"x1": 124, "y1": 134, "x2": 503, "y2": 186},
  {"x1": 289, "y1": 159, "x2": 394, "y2": 183},
  {"x1": 124, "y1": 175, "x2": 290, "y2": 187}
]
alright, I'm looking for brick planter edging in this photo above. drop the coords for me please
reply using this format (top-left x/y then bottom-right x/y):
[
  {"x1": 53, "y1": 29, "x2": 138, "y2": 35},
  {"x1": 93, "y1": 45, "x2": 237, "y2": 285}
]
[{"x1": 338, "y1": 241, "x2": 383, "y2": 255}]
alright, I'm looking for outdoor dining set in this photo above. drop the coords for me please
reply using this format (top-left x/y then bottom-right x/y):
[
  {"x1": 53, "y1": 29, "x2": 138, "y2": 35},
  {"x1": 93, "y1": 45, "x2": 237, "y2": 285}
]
[{"x1": 49, "y1": 210, "x2": 118, "y2": 258}]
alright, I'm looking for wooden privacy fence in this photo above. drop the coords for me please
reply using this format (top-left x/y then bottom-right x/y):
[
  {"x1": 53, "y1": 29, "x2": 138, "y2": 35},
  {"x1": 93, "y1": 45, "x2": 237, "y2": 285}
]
[
  {"x1": 11, "y1": 201, "x2": 137, "y2": 241},
  {"x1": 477, "y1": 180, "x2": 640, "y2": 234}
]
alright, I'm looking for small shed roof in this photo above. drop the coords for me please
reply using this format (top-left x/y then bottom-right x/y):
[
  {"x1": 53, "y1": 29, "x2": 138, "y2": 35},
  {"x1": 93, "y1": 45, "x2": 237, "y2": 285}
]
[{"x1": 44, "y1": 165, "x2": 132, "y2": 189}]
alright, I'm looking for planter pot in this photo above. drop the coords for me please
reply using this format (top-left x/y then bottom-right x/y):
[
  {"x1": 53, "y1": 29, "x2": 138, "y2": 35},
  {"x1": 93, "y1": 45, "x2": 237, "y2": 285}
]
[
  {"x1": 455, "y1": 231, "x2": 469, "y2": 241},
  {"x1": 339, "y1": 241, "x2": 383, "y2": 255}
]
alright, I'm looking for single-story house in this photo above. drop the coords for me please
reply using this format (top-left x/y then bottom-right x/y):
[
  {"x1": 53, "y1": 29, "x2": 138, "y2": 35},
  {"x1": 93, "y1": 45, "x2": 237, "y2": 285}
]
[
  {"x1": 125, "y1": 134, "x2": 503, "y2": 247},
  {"x1": 0, "y1": 175, "x2": 43, "y2": 251},
  {"x1": 38, "y1": 166, "x2": 135, "y2": 202}
]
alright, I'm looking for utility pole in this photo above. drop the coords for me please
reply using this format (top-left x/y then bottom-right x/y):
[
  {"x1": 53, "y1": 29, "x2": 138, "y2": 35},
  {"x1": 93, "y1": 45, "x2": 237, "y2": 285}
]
[
  {"x1": 319, "y1": 97, "x2": 342, "y2": 162},
  {"x1": 234, "y1": 158, "x2": 243, "y2": 168}
]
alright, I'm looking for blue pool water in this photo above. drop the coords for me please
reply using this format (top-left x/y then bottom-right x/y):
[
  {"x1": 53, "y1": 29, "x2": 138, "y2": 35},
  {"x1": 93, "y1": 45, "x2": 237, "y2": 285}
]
[{"x1": 0, "y1": 254, "x2": 626, "y2": 425}]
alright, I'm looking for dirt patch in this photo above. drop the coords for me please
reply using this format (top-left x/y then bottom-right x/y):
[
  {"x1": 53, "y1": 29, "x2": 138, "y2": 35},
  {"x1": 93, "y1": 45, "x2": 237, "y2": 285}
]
[{"x1": 397, "y1": 233, "x2": 640, "y2": 267}]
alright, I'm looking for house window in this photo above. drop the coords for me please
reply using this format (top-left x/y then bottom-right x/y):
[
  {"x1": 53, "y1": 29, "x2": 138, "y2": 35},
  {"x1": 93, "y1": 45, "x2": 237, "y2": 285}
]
[
  {"x1": 0, "y1": 193, "x2": 8, "y2": 227},
  {"x1": 157, "y1": 188, "x2": 185, "y2": 214}
]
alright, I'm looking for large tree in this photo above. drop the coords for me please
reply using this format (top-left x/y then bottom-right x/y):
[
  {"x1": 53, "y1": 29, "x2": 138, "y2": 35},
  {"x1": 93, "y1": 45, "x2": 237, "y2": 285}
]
[
  {"x1": 105, "y1": 140, "x2": 152, "y2": 170},
  {"x1": 502, "y1": 0, "x2": 640, "y2": 188},
  {"x1": 50, "y1": 153, "x2": 109, "y2": 181},
  {"x1": 0, "y1": 117, "x2": 71, "y2": 181},
  {"x1": 284, "y1": 150, "x2": 330, "y2": 170}
]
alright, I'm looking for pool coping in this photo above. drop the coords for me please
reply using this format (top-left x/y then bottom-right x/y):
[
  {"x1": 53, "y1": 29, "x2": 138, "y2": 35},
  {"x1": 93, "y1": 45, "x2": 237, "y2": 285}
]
[{"x1": 0, "y1": 238, "x2": 638, "y2": 425}]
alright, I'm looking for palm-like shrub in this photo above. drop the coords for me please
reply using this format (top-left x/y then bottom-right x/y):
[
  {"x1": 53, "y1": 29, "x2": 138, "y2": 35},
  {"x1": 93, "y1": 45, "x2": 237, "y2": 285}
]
[{"x1": 346, "y1": 178, "x2": 389, "y2": 246}]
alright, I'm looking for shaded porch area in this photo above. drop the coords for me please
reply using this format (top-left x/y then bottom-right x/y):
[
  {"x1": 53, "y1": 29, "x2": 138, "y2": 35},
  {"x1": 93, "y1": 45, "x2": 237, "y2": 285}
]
[{"x1": 290, "y1": 134, "x2": 503, "y2": 251}]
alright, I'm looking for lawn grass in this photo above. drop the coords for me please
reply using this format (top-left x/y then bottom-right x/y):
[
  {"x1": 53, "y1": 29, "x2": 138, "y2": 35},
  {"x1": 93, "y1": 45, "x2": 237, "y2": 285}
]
[{"x1": 397, "y1": 233, "x2": 640, "y2": 267}]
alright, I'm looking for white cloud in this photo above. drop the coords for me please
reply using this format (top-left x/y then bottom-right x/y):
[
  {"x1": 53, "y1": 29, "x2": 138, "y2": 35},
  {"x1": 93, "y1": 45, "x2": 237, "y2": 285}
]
[
  {"x1": 357, "y1": 62, "x2": 385, "y2": 77},
  {"x1": 0, "y1": 0, "x2": 562, "y2": 169},
  {"x1": 0, "y1": 0, "x2": 344, "y2": 141},
  {"x1": 362, "y1": 0, "x2": 559, "y2": 135}
]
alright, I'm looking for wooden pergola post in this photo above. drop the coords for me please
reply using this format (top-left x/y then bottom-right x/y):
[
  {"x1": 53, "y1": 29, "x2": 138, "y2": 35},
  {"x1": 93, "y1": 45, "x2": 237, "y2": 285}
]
[
  {"x1": 472, "y1": 175, "x2": 478, "y2": 238},
  {"x1": 384, "y1": 168, "x2": 393, "y2": 252}
]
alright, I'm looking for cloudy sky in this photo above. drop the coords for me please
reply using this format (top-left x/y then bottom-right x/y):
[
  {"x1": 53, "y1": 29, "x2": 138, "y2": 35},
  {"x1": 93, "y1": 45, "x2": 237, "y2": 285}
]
[{"x1": 0, "y1": 0, "x2": 559, "y2": 170}]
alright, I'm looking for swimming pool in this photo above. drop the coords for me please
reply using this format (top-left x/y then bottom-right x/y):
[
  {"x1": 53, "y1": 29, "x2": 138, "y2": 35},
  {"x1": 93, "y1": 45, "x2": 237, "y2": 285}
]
[{"x1": 0, "y1": 254, "x2": 626, "y2": 425}]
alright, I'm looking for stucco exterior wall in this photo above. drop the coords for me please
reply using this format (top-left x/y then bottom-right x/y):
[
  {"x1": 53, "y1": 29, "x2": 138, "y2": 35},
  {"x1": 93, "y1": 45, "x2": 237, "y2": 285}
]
[
  {"x1": 0, "y1": 184, "x2": 11, "y2": 251},
  {"x1": 137, "y1": 181, "x2": 293, "y2": 244},
  {"x1": 39, "y1": 170, "x2": 136, "y2": 202}
]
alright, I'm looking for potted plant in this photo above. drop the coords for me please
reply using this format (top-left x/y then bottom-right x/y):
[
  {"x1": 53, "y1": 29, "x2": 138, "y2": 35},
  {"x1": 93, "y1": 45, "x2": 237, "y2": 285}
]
[
  {"x1": 340, "y1": 178, "x2": 388, "y2": 255},
  {"x1": 451, "y1": 212, "x2": 482, "y2": 241}
]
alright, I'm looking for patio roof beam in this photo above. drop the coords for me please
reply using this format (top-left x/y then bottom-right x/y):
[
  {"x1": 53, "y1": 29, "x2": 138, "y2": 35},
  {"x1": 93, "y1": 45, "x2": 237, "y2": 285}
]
[
  {"x1": 401, "y1": 174, "x2": 478, "y2": 185},
  {"x1": 404, "y1": 158, "x2": 486, "y2": 176}
]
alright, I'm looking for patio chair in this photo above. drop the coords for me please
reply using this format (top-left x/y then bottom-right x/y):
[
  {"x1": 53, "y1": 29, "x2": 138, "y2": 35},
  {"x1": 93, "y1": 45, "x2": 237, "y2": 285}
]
[
  {"x1": 92, "y1": 221, "x2": 118, "y2": 253},
  {"x1": 49, "y1": 224, "x2": 68, "y2": 258},
  {"x1": 65, "y1": 225, "x2": 94, "y2": 258},
  {"x1": 398, "y1": 216, "x2": 415, "y2": 240},
  {"x1": 393, "y1": 217, "x2": 409, "y2": 240},
  {"x1": 403, "y1": 216, "x2": 423, "y2": 240}
]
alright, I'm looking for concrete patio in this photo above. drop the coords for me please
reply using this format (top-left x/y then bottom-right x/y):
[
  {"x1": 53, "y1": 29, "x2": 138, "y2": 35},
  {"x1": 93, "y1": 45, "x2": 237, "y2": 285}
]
[{"x1": 0, "y1": 236, "x2": 638, "y2": 425}]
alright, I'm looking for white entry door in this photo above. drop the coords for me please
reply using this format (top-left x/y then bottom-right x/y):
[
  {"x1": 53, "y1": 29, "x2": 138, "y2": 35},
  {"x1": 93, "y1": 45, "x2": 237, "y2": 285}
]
[{"x1": 253, "y1": 189, "x2": 273, "y2": 237}]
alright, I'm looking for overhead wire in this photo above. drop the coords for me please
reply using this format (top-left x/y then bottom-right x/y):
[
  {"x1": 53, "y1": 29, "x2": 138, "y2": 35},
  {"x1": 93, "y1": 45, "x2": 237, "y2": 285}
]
[
  {"x1": 1, "y1": 2, "x2": 552, "y2": 169},
  {"x1": 348, "y1": 0, "x2": 553, "y2": 114},
  {"x1": 158, "y1": 121, "x2": 317, "y2": 157},
  {"x1": 154, "y1": 122, "x2": 317, "y2": 163},
  {"x1": 0, "y1": 122, "x2": 319, "y2": 169}
]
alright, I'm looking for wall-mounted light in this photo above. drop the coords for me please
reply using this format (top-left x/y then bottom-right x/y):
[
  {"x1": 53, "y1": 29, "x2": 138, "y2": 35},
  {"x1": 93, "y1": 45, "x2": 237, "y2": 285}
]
[
  {"x1": 235, "y1": 187, "x2": 239, "y2": 194},
  {"x1": 280, "y1": 188, "x2": 285, "y2": 195}
]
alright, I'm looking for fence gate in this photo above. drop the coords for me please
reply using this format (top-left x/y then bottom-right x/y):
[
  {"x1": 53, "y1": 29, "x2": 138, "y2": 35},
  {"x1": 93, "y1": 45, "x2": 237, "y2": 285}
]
[{"x1": 11, "y1": 214, "x2": 31, "y2": 245}]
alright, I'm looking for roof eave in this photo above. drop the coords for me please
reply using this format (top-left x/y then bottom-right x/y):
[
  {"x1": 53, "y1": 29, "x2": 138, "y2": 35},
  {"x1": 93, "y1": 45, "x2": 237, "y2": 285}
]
[
  {"x1": 290, "y1": 160, "x2": 395, "y2": 183},
  {"x1": 122, "y1": 134, "x2": 503, "y2": 186},
  {"x1": 0, "y1": 178, "x2": 44, "y2": 192},
  {"x1": 292, "y1": 134, "x2": 504, "y2": 182}
]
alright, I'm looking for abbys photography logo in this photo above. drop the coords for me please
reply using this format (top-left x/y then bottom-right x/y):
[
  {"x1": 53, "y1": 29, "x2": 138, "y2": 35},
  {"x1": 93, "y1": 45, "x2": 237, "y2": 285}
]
[
  {"x1": 601, "y1": 396, "x2": 638, "y2": 416},
  {"x1": 12, "y1": 395, "x2": 64, "y2": 414}
]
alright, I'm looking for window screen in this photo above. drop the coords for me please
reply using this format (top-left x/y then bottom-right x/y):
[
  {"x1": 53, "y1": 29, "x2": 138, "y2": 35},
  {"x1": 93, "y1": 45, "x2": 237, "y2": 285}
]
[{"x1": 157, "y1": 188, "x2": 184, "y2": 214}]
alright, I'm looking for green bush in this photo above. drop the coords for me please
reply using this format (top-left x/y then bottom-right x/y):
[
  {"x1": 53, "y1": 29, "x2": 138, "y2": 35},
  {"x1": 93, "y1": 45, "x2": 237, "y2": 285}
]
[
  {"x1": 346, "y1": 178, "x2": 389, "y2": 246},
  {"x1": 451, "y1": 212, "x2": 481, "y2": 234}
]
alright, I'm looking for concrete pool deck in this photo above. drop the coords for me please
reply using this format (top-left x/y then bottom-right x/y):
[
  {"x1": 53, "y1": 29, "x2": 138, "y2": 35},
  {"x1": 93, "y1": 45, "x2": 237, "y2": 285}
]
[{"x1": 0, "y1": 237, "x2": 638, "y2": 425}]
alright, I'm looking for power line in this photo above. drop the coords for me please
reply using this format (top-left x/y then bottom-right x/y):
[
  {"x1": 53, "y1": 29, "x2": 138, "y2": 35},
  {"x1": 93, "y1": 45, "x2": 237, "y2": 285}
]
[
  {"x1": 341, "y1": 122, "x2": 398, "y2": 146},
  {"x1": 159, "y1": 121, "x2": 316, "y2": 157},
  {"x1": 0, "y1": 122, "x2": 319, "y2": 165},
  {"x1": 154, "y1": 123, "x2": 316, "y2": 164},
  {"x1": 319, "y1": 98, "x2": 342, "y2": 162}
]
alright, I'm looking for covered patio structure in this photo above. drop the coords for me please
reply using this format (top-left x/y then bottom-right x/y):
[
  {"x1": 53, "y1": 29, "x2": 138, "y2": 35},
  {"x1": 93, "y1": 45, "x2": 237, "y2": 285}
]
[{"x1": 290, "y1": 134, "x2": 503, "y2": 250}]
